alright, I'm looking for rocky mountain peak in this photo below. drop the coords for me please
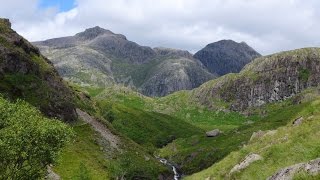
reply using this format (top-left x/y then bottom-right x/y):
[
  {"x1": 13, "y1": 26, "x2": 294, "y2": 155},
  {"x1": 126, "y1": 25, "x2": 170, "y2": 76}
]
[
  {"x1": 75, "y1": 26, "x2": 127, "y2": 41},
  {"x1": 206, "y1": 39, "x2": 237, "y2": 47},
  {"x1": 194, "y1": 39, "x2": 261, "y2": 76}
]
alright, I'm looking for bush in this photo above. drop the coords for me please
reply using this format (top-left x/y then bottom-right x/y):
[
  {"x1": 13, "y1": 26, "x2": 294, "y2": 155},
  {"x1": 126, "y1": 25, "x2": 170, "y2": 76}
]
[{"x1": 0, "y1": 97, "x2": 73, "y2": 179}]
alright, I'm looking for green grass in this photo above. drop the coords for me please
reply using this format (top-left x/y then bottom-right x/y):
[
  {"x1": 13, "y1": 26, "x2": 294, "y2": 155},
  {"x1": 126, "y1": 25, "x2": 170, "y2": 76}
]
[
  {"x1": 31, "y1": 54, "x2": 54, "y2": 74},
  {"x1": 185, "y1": 93, "x2": 320, "y2": 179},
  {"x1": 0, "y1": 73, "x2": 51, "y2": 106},
  {"x1": 96, "y1": 99, "x2": 204, "y2": 152},
  {"x1": 158, "y1": 98, "x2": 308, "y2": 174},
  {"x1": 54, "y1": 117, "x2": 171, "y2": 180},
  {"x1": 293, "y1": 171, "x2": 320, "y2": 180},
  {"x1": 54, "y1": 124, "x2": 110, "y2": 179}
]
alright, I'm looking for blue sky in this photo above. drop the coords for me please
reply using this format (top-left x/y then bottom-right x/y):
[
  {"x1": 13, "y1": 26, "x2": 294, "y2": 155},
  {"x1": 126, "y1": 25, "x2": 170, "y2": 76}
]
[{"x1": 39, "y1": 0, "x2": 75, "y2": 12}]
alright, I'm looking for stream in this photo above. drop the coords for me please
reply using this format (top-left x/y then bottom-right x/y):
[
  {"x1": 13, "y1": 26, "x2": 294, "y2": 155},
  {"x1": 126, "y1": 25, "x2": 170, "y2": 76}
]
[{"x1": 156, "y1": 156, "x2": 181, "y2": 180}]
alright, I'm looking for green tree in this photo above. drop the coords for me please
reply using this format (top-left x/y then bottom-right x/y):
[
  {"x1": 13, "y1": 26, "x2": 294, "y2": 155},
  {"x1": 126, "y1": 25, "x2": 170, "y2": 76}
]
[{"x1": 0, "y1": 97, "x2": 73, "y2": 179}]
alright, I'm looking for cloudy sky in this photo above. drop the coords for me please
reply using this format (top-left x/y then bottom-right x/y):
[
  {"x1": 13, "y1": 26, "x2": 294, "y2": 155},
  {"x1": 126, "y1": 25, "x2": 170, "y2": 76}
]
[{"x1": 0, "y1": 0, "x2": 319, "y2": 55}]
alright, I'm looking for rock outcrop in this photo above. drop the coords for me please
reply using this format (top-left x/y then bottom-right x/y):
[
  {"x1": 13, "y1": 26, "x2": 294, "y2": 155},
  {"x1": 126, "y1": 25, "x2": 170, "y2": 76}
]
[
  {"x1": 268, "y1": 158, "x2": 320, "y2": 180},
  {"x1": 230, "y1": 153, "x2": 262, "y2": 174},
  {"x1": 292, "y1": 117, "x2": 304, "y2": 126},
  {"x1": 194, "y1": 40, "x2": 261, "y2": 76},
  {"x1": 194, "y1": 48, "x2": 320, "y2": 111},
  {"x1": 0, "y1": 18, "x2": 76, "y2": 121},
  {"x1": 140, "y1": 57, "x2": 215, "y2": 96}
]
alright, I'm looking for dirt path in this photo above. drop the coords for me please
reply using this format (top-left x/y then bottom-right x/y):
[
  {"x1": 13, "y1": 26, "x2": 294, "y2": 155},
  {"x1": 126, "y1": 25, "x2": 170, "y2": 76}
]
[{"x1": 76, "y1": 108, "x2": 120, "y2": 149}]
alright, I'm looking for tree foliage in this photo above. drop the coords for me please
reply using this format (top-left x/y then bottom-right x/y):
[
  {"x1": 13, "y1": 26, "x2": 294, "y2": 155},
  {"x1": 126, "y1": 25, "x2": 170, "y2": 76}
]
[{"x1": 0, "y1": 97, "x2": 73, "y2": 179}]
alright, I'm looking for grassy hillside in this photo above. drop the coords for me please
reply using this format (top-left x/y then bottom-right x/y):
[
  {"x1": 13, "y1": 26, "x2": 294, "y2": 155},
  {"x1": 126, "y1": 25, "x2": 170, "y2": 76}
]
[
  {"x1": 54, "y1": 121, "x2": 170, "y2": 180},
  {"x1": 88, "y1": 86, "x2": 203, "y2": 152},
  {"x1": 186, "y1": 88, "x2": 320, "y2": 179},
  {"x1": 157, "y1": 93, "x2": 309, "y2": 174}
]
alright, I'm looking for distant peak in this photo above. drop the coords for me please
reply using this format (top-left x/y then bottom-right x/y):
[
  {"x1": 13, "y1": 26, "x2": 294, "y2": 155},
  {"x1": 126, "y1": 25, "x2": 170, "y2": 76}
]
[
  {"x1": 75, "y1": 26, "x2": 112, "y2": 39},
  {"x1": 208, "y1": 39, "x2": 237, "y2": 46},
  {"x1": 75, "y1": 26, "x2": 126, "y2": 40}
]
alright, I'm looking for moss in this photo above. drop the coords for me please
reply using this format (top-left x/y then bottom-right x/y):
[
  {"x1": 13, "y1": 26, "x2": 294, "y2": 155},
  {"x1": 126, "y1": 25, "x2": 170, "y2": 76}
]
[
  {"x1": 30, "y1": 54, "x2": 54, "y2": 74},
  {"x1": 299, "y1": 68, "x2": 310, "y2": 81}
]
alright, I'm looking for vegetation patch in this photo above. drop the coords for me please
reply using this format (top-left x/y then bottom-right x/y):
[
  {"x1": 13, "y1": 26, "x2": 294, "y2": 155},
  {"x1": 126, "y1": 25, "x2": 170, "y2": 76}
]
[
  {"x1": 0, "y1": 96, "x2": 72, "y2": 180},
  {"x1": 299, "y1": 68, "x2": 310, "y2": 81}
]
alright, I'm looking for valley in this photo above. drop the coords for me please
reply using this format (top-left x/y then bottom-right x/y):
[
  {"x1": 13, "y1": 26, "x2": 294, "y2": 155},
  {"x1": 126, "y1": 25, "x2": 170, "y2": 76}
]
[{"x1": 1, "y1": 16, "x2": 320, "y2": 180}]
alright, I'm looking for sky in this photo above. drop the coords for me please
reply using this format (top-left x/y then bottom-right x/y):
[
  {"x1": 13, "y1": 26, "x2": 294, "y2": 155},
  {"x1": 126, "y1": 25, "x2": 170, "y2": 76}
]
[{"x1": 0, "y1": 0, "x2": 320, "y2": 55}]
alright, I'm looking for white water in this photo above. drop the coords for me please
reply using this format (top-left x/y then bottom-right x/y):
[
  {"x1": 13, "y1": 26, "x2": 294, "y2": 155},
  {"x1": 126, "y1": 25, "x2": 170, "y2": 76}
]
[{"x1": 156, "y1": 156, "x2": 180, "y2": 180}]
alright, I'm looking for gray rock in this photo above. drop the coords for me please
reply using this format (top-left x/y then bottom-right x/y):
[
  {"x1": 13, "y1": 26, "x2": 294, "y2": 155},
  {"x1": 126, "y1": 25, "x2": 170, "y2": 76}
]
[
  {"x1": 46, "y1": 166, "x2": 60, "y2": 180},
  {"x1": 230, "y1": 153, "x2": 262, "y2": 174},
  {"x1": 250, "y1": 130, "x2": 265, "y2": 141},
  {"x1": 293, "y1": 117, "x2": 304, "y2": 126},
  {"x1": 268, "y1": 158, "x2": 320, "y2": 180},
  {"x1": 206, "y1": 129, "x2": 221, "y2": 137}
]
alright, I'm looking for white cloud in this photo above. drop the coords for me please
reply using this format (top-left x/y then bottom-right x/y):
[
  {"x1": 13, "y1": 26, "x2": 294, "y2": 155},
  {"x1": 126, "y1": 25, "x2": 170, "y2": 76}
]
[{"x1": 1, "y1": 0, "x2": 320, "y2": 55}]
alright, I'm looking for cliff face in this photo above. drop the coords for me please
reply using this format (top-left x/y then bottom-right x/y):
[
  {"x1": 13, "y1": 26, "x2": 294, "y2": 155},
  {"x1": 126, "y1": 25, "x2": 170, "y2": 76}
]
[
  {"x1": 140, "y1": 57, "x2": 215, "y2": 96},
  {"x1": 0, "y1": 18, "x2": 76, "y2": 121},
  {"x1": 194, "y1": 40, "x2": 261, "y2": 76},
  {"x1": 194, "y1": 48, "x2": 320, "y2": 111}
]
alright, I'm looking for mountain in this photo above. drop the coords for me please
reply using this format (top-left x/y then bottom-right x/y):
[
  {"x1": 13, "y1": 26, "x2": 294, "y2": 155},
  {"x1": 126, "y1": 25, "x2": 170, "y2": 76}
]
[
  {"x1": 0, "y1": 18, "x2": 76, "y2": 121},
  {"x1": 194, "y1": 40, "x2": 261, "y2": 76},
  {"x1": 34, "y1": 26, "x2": 215, "y2": 96}
]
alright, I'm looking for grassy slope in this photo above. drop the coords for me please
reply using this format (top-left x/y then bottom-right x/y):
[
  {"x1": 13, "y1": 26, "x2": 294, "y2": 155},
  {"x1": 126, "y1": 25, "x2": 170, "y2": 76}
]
[
  {"x1": 55, "y1": 86, "x2": 171, "y2": 179},
  {"x1": 93, "y1": 87, "x2": 204, "y2": 152},
  {"x1": 186, "y1": 89, "x2": 320, "y2": 179},
  {"x1": 54, "y1": 124, "x2": 110, "y2": 179},
  {"x1": 157, "y1": 96, "x2": 306, "y2": 174}
]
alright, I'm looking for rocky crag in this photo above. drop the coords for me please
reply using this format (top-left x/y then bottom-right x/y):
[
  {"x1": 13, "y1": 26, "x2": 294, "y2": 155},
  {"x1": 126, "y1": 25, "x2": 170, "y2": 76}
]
[
  {"x1": 0, "y1": 18, "x2": 76, "y2": 121},
  {"x1": 194, "y1": 48, "x2": 320, "y2": 111}
]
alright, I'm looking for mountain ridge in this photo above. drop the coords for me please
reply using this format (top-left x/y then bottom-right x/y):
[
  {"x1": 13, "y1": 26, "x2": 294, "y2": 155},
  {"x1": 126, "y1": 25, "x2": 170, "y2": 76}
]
[{"x1": 34, "y1": 26, "x2": 221, "y2": 96}]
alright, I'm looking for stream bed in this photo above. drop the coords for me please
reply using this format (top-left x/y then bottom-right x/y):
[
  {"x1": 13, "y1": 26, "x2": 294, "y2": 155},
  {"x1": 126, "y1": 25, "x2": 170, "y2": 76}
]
[{"x1": 156, "y1": 156, "x2": 181, "y2": 180}]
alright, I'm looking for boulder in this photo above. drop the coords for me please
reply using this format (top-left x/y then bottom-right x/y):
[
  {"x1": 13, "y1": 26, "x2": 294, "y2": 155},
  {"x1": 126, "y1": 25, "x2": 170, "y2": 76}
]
[
  {"x1": 206, "y1": 129, "x2": 221, "y2": 137},
  {"x1": 230, "y1": 153, "x2": 262, "y2": 174},
  {"x1": 292, "y1": 117, "x2": 304, "y2": 126},
  {"x1": 249, "y1": 130, "x2": 265, "y2": 141}
]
